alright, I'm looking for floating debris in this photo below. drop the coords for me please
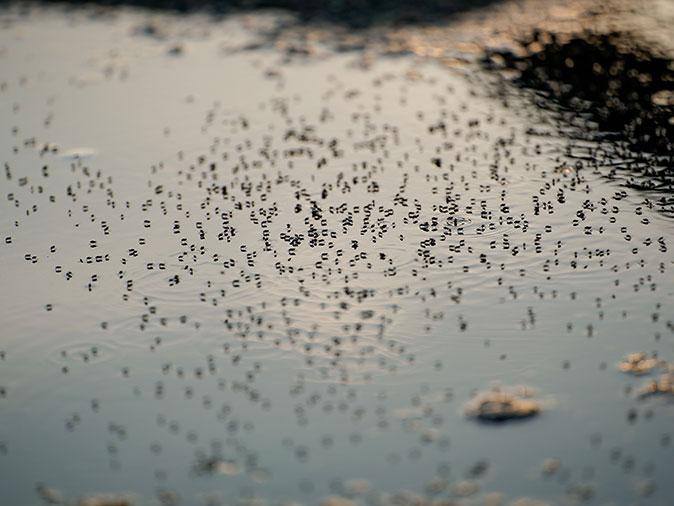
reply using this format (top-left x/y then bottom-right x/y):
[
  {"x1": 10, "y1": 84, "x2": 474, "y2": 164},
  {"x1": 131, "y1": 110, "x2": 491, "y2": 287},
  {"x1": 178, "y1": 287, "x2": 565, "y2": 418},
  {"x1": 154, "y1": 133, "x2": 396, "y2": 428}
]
[
  {"x1": 167, "y1": 43, "x2": 184, "y2": 56},
  {"x1": 633, "y1": 478, "x2": 656, "y2": 497},
  {"x1": 465, "y1": 387, "x2": 542, "y2": 422},
  {"x1": 319, "y1": 496, "x2": 356, "y2": 506},
  {"x1": 541, "y1": 458, "x2": 561, "y2": 476},
  {"x1": 59, "y1": 147, "x2": 97, "y2": 160},
  {"x1": 617, "y1": 352, "x2": 666, "y2": 375},
  {"x1": 36, "y1": 484, "x2": 64, "y2": 505},
  {"x1": 342, "y1": 479, "x2": 371, "y2": 497},
  {"x1": 566, "y1": 483, "x2": 595, "y2": 503},
  {"x1": 77, "y1": 494, "x2": 135, "y2": 506},
  {"x1": 510, "y1": 499, "x2": 553, "y2": 506},
  {"x1": 192, "y1": 455, "x2": 241, "y2": 476},
  {"x1": 216, "y1": 460, "x2": 241, "y2": 476},
  {"x1": 637, "y1": 371, "x2": 674, "y2": 399},
  {"x1": 451, "y1": 480, "x2": 480, "y2": 497}
]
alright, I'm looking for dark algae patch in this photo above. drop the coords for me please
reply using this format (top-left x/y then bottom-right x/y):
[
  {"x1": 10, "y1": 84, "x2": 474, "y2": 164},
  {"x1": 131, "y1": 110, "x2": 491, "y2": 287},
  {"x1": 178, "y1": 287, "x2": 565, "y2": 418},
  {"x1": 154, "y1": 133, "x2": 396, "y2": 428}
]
[{"x1": 484, "y1": 31, "x2": 674, "y2": 199}]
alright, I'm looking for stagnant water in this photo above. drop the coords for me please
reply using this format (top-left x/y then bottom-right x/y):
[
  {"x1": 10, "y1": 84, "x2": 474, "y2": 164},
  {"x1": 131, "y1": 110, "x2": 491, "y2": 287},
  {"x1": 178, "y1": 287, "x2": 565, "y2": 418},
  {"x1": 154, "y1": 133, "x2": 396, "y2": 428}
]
[{"x1": 0, "y1": 6, "x2": 673, "y2": 506}]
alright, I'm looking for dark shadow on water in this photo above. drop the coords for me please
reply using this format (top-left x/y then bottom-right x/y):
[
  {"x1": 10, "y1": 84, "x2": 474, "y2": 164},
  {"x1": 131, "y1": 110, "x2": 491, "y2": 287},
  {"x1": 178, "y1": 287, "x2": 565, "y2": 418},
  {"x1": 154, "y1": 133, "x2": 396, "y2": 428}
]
[
  {"x1": 7, "y1": 0, "x2": 501, "y2": 27},
  {"x1": 483, "y1": 31, "x2": 674, "y2": 201}
]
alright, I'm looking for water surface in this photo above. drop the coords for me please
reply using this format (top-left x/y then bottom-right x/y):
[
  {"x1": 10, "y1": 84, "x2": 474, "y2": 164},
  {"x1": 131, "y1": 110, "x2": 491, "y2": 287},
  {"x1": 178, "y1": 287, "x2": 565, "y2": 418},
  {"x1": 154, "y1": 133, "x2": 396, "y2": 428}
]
[{"x1": 1, "y1": 6, "x2": 673, "y2": 506}]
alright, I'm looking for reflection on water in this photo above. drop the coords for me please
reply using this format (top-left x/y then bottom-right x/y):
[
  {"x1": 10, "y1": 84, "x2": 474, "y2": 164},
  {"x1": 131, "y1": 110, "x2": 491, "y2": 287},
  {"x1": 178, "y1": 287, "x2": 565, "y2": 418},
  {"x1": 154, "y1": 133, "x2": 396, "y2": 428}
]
[{"x1": 0, "y1": 3, "x2": 673, "y2": 506}]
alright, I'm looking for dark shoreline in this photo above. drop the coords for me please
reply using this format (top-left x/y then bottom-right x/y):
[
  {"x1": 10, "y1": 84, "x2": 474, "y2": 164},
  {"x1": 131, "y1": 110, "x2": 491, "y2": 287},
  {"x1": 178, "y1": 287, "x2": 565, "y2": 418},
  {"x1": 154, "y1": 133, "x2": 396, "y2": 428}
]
[{"x1": 5, "y1": 0, "x2": 500, "y2": 26}]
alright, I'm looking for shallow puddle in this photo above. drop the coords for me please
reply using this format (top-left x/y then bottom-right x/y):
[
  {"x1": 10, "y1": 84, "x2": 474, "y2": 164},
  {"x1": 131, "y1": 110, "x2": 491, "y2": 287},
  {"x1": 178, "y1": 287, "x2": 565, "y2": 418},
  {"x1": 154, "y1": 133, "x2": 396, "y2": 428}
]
[{"x1": 1, "y1": 4, "x2": 673, "y2": 506}]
